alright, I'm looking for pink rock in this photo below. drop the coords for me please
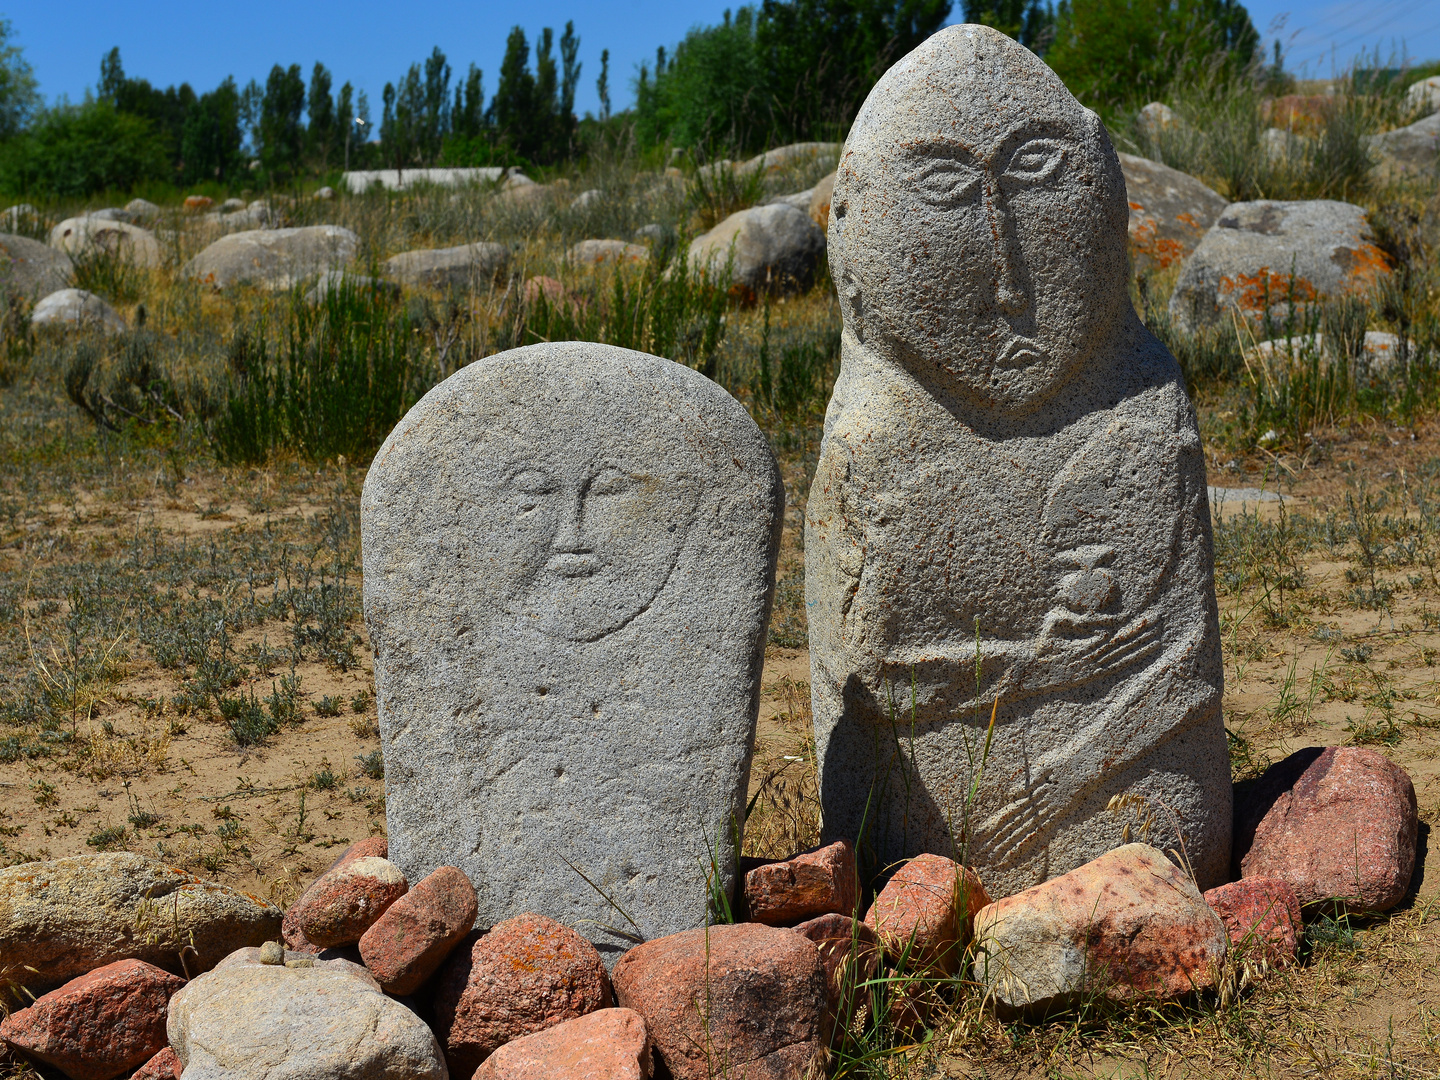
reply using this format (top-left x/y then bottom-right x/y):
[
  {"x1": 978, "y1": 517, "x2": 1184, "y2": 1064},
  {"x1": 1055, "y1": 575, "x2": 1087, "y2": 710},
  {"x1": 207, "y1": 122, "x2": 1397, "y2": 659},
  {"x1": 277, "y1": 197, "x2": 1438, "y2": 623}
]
[
  {"x1": 1236, "y1": 746, "x2": 1418, "y2": 913},
  {"x1": 744, "y1": 840, "x2": 858, "y2": 926},
  {"x1": 291, "y1": 855, "x2": 408, "y2": 947},
  {"x1": 131, "y1": 1047, "x2": 182, "y2": 1080},
  {"x1": 472, "y1": 1008, "x2": 651, "y2": 1080},
  {"x1": 791, "y1": 912, "x2": 881, "y2": 1038},
  {"x1": 431, "y1": 913, "x2": 612, "y2": 1077},
  {"x1": 523, "y1": 275, "x2": 566, "y2": 304},
  {"x1": 283, "y1": 837, "x2": 389, "y2": 951},
  {"x1": 1204, "y1": 878, "x2": 1302, "y2": 965},
  {"x1": 360, "y1": 865, "x2": 478, "y2": 995},
  {"x1": 0, "y1": 959, "x2": 185, "y2": 1080},
  {"x1": 864, "y1": 853, "x2": 991, "y2": 975},
  {"x1": 612, "y1": 923, "x2": 827, "y2": 1080},
  {"x1": 973, "y1": 843, "x2": 1229, "y2": 1012}
]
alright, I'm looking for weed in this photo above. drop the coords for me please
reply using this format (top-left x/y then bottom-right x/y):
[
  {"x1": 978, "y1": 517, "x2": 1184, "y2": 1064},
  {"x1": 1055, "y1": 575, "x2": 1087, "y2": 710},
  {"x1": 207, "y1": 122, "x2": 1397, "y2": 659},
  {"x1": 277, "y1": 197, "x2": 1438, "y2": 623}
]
[
  {"x1": 313, "y1": 695, "x2": 342, "y2": 717},
  {"x1": 85, "y1": 824, "x2": 126, "y2": 850},
  {"x1": 310, "y1": 765, "x2": 338, "y2": 791},
  {"x1": 350, "y1": 690, "x2": 370, "y2": 713},
  {"x1": 355, "y1": 749, "x2": 384, "y2": 779}
]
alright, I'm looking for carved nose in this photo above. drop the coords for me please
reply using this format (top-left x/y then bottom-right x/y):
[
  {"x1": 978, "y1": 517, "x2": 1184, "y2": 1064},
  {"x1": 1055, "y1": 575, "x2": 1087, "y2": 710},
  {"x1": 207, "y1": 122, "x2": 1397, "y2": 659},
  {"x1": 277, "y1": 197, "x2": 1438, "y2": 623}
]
[
  {"x1": 552, "y1": 488, "x2": 588, "y2": 553},
  {"x1": 986, "y1": 183, "x2": 1029, "y2": 316}
]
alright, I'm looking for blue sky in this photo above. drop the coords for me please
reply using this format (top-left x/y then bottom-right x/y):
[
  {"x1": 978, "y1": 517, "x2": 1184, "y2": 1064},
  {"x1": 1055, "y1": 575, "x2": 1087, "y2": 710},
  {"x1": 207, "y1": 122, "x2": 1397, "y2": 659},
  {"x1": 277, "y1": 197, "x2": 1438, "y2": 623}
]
[{"x1": 8, "y1": 2, "x2": 1440, "y2": 124}]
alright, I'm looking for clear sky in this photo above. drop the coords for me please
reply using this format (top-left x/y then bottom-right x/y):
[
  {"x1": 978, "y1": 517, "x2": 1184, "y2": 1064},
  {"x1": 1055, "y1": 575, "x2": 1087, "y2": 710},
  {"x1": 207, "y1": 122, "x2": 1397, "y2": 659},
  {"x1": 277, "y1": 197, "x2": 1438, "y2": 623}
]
[{"x1": 7, "y1": 2, "x2": 1440, "y2": 125}]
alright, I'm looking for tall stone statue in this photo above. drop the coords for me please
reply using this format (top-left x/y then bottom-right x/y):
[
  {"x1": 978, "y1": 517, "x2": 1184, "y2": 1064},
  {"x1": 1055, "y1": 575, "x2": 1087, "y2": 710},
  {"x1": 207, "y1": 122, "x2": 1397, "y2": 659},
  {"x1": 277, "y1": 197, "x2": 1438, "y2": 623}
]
[
  {"x1": 806, "y1": 25, "x2": 1230, "y2": 896},
  {"x1": 362, "y1": 342, "x2": 783, "y2": 964}
]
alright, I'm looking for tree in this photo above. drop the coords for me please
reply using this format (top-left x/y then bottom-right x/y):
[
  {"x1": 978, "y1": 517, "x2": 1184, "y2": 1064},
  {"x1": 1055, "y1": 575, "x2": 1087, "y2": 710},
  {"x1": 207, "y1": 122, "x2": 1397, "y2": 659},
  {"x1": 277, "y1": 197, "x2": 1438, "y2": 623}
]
[
  {"x1": 0, "y1": 18, "x2": 40, "y2": 139},
  {"x1": 180, "y1": 76, "x2": 243, "y2": 183},
  {"x1": 308, "y1": 63, "x2": 336, "y2": 171},
  {"x1": 635, "y1": 8, "x2": 767, "y2": 150},
  {"x1": 596, "y1": 49, "x2": 611, "y2": 122},
  {"x1": 1044, "y1": 0, "x2": 1259, "y2": 111},
  {"x1": 453, "y1": 64, "x2": 485, "y2": 139},
  {"x1": 490, "y1": 27, "x2": 541, "y2": 159},
  {"x1": 258, "y1": 64, "x2": 306, "y2": 182},
  {"x1": 0, "y1": 99, "x2": 168, "y2": 195},
  {"x1": 381, "y1": 47, "x2": 452, "y2": 168},
  {"x1": 97, "y1": 47, "x2": 197, "y2": 177},
  {"x1": 963, "y1": 0, "x2": 1056, "y2": 51}
]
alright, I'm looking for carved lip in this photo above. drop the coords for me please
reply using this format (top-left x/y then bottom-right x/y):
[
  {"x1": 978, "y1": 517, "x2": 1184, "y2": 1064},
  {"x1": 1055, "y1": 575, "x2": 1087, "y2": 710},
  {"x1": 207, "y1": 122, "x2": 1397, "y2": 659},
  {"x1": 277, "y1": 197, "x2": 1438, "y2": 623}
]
[
  {"x1": 546, "y1": 552, "x2": 599, "y2": 578},
  {"x1": 996, "y1": 336, "x2": 1047, "y2": 369}
]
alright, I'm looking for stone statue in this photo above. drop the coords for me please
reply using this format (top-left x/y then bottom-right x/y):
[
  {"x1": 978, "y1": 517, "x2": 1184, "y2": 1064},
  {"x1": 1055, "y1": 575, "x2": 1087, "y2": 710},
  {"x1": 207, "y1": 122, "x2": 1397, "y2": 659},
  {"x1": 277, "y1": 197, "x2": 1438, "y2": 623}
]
[
  {"x1": 362, "y1": 342, "x2": 783, "y2": 964},
  {"x1": 806, "y1": 24, "x2": 1230, "y2": 896}
]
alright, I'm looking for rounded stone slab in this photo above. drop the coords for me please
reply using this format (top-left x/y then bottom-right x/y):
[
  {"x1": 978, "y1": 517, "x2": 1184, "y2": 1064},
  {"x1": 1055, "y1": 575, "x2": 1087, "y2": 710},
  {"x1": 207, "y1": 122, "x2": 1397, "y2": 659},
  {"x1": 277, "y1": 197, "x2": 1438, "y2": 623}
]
[
  {"x1": 361, "y1": 341, "x2": 784, "y2": 966},
  {"x1": 807, "y1": 24, "x2": 1230, "y2": 898},
  {"x1": 183, "y1": 226, "x2": 359, "y2": 289}
]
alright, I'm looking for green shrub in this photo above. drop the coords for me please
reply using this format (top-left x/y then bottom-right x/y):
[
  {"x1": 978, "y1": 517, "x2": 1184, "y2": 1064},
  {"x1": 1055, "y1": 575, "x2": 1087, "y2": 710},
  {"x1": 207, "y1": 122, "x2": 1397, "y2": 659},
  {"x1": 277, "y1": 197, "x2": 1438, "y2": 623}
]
[{"x1": 0, "y1": 99, "x2": 168, "y2": 197}]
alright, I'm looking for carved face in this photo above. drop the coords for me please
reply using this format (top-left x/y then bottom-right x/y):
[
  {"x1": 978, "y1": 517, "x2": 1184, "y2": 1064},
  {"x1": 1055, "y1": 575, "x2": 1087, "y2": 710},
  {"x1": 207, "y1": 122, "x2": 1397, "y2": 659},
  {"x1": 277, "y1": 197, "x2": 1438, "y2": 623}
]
[
  {"x1": 830, "y1": 26, "x2": 1131, "y2": 412},
  {"x1": 481, "y1": 440, "x2": 699, "y2": 643}
]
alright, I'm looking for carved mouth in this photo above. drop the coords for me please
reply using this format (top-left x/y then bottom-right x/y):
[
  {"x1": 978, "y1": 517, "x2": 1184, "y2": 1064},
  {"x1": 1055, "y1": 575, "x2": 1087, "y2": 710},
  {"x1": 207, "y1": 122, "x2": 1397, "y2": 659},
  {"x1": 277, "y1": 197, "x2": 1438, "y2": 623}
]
[
  {"x1": 546, "y1": 553, "x2": 599, "y2": 578},
  {"x1": 996, "y1": 336, "x2": 1048, "y2": 370}
]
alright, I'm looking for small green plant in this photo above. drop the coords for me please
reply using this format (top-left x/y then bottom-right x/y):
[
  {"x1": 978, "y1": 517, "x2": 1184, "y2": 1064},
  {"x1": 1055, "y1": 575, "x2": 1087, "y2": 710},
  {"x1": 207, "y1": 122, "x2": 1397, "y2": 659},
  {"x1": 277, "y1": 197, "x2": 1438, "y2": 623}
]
[
  {"x1": 310, "y1": 764, "x2": 338, "y2": 790},
  {"x1": 350, "y1": 690, "x2": 370, "y2": 713},
  {"x1": 355, "y1": 749, "x2": 384, "y2": 779},
  {"x1": 220, "y1": 688, "x2": 279, "y2": 747},
  {"x1": 86, "y1": 824, "x2": 126, "y2": 850},
  {"x1": 313, "y1": 694, "x2": 342, "y2": 717},
  {"x1": 30, "y1": 780, "x2": 57, "y2": 808}
]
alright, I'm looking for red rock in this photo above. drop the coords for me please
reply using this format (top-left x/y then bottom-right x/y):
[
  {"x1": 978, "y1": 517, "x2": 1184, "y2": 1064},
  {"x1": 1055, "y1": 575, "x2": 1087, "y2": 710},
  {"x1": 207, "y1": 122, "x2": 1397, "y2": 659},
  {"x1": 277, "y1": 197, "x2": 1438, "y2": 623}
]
[
  {"x1": 612, "y1": 923, "x2": 827, "y2": 1080},
  {"x1": 523, "y1": 275, "x2": 566, "y2": 304},
  {"x1": 791, "y1": 912, "x2": 881, "y2": 1038},
  {"x1": 291, "y1": 854, "x2": 407, "y2": 947},
  {"x1": 863, "y1": 853, "x2": 990, "y2": 975},
  {"x1": 283, "y1": 837, "x2": 389, "y2": 951},
  {"x1": 131, "y1": 1047, "x2": 182, "y2": 1080},
  {"x1": 0, "y1": 959, "x2": 184, "y2": 1080},
  {"x1": 973, "y1": 844, "x2": 1229, "y2": 1012},
  {"x1": 744, "y1": 840, "x2": 857, "y2": 926},
  {"x1": 431, "y1": 913, "x2": 612, "y2": 1077},
  {"x1": 360, "y1": 865, "x2": 478, "y2": 994},
  {"x1": 1204, "y1": 878, "x2": 1302, "y2": 966},
  {"x1": 472, "y1": 1008, "x2": 651, "y2": 1080},
  {"x1": 183, "y1": 195, "x2": 214, "y2": 211},
  {"x1": 1235, "y1": 747, "x2": 1418, "y2": 913}
]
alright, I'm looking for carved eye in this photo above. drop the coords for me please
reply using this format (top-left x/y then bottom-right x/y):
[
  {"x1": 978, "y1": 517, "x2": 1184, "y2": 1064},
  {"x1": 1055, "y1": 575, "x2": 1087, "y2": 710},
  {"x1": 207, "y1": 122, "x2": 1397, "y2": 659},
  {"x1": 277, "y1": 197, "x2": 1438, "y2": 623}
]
[
  {"x1": 588, "y1": 466, "x2": 637, "y2": 497},
  {"x1": 1004, "y1": 139, "x2": 1066, "y2": 185},
  {"x1": 910, "y1": 157, "x2": 982, "y2": 205},
  {"x1": 509, "y1": 468, "x2": 556, "y2": 513}
]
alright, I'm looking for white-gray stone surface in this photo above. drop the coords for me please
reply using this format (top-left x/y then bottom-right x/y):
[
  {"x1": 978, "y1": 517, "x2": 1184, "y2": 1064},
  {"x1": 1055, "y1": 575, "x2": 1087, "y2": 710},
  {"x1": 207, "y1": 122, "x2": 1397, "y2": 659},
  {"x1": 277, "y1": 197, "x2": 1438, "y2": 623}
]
[
  {"x1": 183, "y1": 226, "x2": 358, "y2": 289},
  {"x1": 361, "y1": 342, "x2": 784, "y2": 965},
  {"x1": 1369, "y1": 111, "x2": 1440, "y2": 176},
  {"x1": 1168, "y1": 200, "x2": 1391, "y2": 334},
  {"x1": 1407, "y1": 75, "x2": 1440, "y2": 112},
  {"x1": 32, "y1": 288, "x2": 126, "y2": 333},
  {"x1": 49, "y1": 217, "x2": 163, "y2": 268},
  {"x1": 383, "y1": 242, "x2": 509, "y2": 290},
  {"x1": 688, "y1": 203, "x2": 826, "y2": 295},
  {"x1": 807, "y1": 24, "x2": 1230, "y2": 898},
  {"x1": 168, "y1": 959, "x2": 447, "y2": 1080},
  {"x1": 567, "y1": 239, "x2": 648, "y2": 266},
  {"x1": 0, "y1": 234, "x2": 71, "y2": 300}
]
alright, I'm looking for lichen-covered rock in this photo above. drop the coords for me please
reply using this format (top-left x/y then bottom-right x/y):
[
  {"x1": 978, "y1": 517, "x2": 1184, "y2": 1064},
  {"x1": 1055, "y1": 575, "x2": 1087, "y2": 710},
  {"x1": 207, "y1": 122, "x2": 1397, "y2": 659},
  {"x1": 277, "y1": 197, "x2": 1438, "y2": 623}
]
[
  {"x1": 972, "y1": 844, "x2": 1228, "y2": 1012},
  {"x1": 1168, "y1": 200, "x2": 1391, "y2": 333},
  {"x1": 131, "y1": 1047, "x2": 182, "y2": 1080},
  {"x1": 612, "y1": 923, "x2": 826, "y2": 1080},
  {"x1": 167, "y1": 959, "x2": 447, "y2": 1080},
  {"x1": 0, "y1": 853, "x2": 282, "y2": 992},
  {"x1": 0, "y1": 960, "x2": 184, "y2": 1080},
  {"x1": 1118, "y1": 153, "x2": 1228, "y2": 272},
  {"x1": 472, "y1": 1008, "x2": 651, "y2": 1080},
  {"x1": 1235, "y1": 746, "x2": 1418, "y2": 913},
  {"x1": 282, "y1": 837, "x2": 388, "y2": 951},
  {"x1": 790, "y1": 913, "x2": 880, "y2": 1038},
  {"x1": 432, "y1": 913, "x2": 612, "y2": 1077}
]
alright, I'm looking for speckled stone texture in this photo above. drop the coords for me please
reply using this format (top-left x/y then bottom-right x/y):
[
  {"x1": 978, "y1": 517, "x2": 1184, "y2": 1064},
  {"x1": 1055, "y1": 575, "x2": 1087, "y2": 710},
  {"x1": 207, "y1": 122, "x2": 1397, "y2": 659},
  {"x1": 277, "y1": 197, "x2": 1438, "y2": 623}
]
[
  {"x1": 807, "y1": 23, "x2": 1231, "y2": 898},
  {"x1": 1234, "y1": 746, "x2": 1418, "y2": 913},
  {"x1": 743, "y1": 840, "x2": 858, "y2": 925},
  {"x1": 612, "y1": 924, "x2": 827, "y2": 1080},
  {"x1": 431, "y1": 913, "x2": 613, "y2": 1078},
  {"x1": 363, "y1": 342, "x2": 783, "y2": 964},
  {"x1": 360, "y1": 865, "x2": 478, "y2": 994},
  {"x1": 1167, "y1": 200, "x2": 1391, "y2": 333},
  {"x1": 291, "y1": 856, "x2": 408, "y2": 947},
  {"x1": 972, "y1": 843, "x2": 1229, "y2": 1012},
  {"x1": 131, "y1": 1047, "x2": 182, "y2": 1080},
  {"x1": 791, "y1": 913, "x2": 881, "y2": 1038},
  {"x1": 1117, "y1": 154, "x2": 1229, "y2": 272},
  {"x1": 863, "y1": 854, "x2": 989, "y2": 975},
  {"x1": 1203, "y1": 877, "x2": 1302, "y2": 965},
  {"x1": 0, "y1": 960, "x2": 184, "y2": 1080},
  {"x1": 472, "y1": 1008, "x2": 652, "y2": 1080},
  {"x1": 283, "y1": 837, "x2": 389, "y2": 951}
]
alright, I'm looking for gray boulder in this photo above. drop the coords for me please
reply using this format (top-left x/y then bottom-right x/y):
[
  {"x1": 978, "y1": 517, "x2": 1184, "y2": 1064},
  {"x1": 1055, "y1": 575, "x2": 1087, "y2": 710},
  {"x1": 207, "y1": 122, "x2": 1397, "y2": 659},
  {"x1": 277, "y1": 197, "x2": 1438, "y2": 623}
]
[
  {"x1": 87, "y1": 207, "x2": 137, "y2": 224},
  {"x1": 50, "y1": 217, "x2": 163, "y2": 268},
  {"x1": 168, "y1": 956, "x2": 447, "y2": 1080},
  {"x1": 0, "y1": 854, "x2": 282, "y2": 991},
  {"x1": 809, "y1": 171, "x2": 836, "y2": 229},
  {"x1": 688, "y1": 203, "x2": 826, "y2": 294},
  {"x1": 314, "y1": 186, "x2": 336, "y2": 200},
  {"x1": 125, "y1": 198, "x2": 161, "y2": 221},
  {"x1": 32, "y1": 288, "x2": 126, "y2": 333},
  {"x1": 569, "y1": 188, "x2": 602, "y2": 210},
  {"x1": 1406, "y1": 75, "x2": 1440, "y2": 113},
  {"x1": 567, "y1": 239, "x2": 648, "y2": 266},
  {"x1": 1168, "y1": 200, "x2": 1392, "y2": 334},
  {"x1": 1118, "y1": 153, "x2": 1228, "y2": 273},
  {"x1": 184, "y1": 225, "x2": 359, "y2": 289},
  {"x1": 738, "y1": 141, "x2": 842, "y2": 175},
  {"x1": 383, "y1": 242, "x2": 509, "y2": 290},
  {"x1": 0, "y1": 234, "x2": 71, "y2": 299},
  {"x1": 219, "y1": 198, "x2": 247, "y2": 212},
  {"x1": 1370, "y1": 111, "x2": 1440, "y2": 176}
]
